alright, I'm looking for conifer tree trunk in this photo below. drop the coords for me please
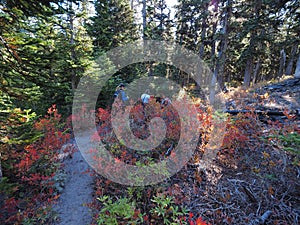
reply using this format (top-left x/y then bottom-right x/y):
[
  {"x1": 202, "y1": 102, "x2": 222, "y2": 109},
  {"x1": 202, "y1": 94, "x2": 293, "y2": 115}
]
[
  {"x1": 286, "y1": 45, "x2": 298, "y2": 75},
  {"x1": 209, "y1": 0, "x2": 219, "y2": 103},
  {"x1": 130, "y1": 0, "x2": 134, "y2": 10},
  {"x1": 278, "y1": 49, "x2": 286, "y2": 78},
  {"x1": 244, "y1": 58, "x2": 253, "y2": 87},
  {"x1": 0, "y1": 153, "x2": 2, "y2": 181},
  {"x1": 215, "y1": 0, "x2": 232, "y2": 89},
  {"x1": 295, "y1": 53, "x2": 300, "y2": 78},
  {"x1": 68, "y1": 1, "x2": 76, "y2": 93},
  {"x1": 210, "y1": 22, "x2": 217, "y2": 60},
  {"x1": 142, "y1": 0, "x2": 147, "y2": 40},
  {"x1": 197, "y1": 1, "x2": 210, "y2": 59},
  {"x1": 199, "y1": 17, "x2": 207, "y2": 59},
  {"x1": 209, "y1": 70, "x2": 217, "y2": 105},
  {"x1": 252, "y1": 58, "x2": 261, "y2": 85},
  {"x1": 243, "y1": 0, "x2": 261, "y2": 87}
]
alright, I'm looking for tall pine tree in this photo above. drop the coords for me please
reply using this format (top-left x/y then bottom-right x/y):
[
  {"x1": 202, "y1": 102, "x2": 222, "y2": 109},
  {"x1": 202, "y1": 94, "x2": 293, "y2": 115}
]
[{"x1": 87, "y1": 0, "x2": 138, "y2": 53}]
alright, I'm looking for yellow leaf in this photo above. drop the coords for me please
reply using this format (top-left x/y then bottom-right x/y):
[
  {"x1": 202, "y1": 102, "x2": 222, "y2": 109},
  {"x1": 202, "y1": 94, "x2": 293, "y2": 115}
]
[
  {"x1": 264, "y1": 92, "x2": 269, "y2": 99},
  {"x1": 269, "y1": 160, "x2": 276, "y2": 167},
  {"x1": 1, "y1": 136, "x2": 9, "y2": 143},
  {"x1": 252, "y1": 167, "x2": 260, "y2": 173},
  {"x1": 262, "y1": 151, "x2": 270, "y2": 159}
]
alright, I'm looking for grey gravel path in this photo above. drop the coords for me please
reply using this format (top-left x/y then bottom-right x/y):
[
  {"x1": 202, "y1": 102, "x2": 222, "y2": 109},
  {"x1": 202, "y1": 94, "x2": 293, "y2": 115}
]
[{"x1": 53, "y1": 134, "x2": 94, "y2": 225}]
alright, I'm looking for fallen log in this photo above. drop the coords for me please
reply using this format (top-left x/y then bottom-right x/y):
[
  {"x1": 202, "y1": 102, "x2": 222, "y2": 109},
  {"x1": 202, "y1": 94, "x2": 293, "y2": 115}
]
[
  {"x1": 248, "y1": 210, "x2": 273, "y2": 225},
  {"x1": 224, "y1": 109, "x2": 300, "y2": 118},
  {"x1": 242, "y1": 184, "x2": 258, "y2": 203}
]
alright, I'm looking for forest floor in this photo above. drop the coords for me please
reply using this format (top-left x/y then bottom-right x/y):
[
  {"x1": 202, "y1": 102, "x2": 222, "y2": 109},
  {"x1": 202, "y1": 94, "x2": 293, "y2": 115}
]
[
  {"x1": 181, "y1": 76, "x2": 300, "y2": 224},
  {"x1": 52, "y1": 76, "x2": 299, "y2": 225}
]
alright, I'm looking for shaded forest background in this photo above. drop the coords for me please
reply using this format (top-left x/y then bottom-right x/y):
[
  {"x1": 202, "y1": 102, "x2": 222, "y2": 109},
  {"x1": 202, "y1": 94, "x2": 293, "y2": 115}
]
[
  {"x1": 0, "y1": 0, "x2": 300, "y2": 224},
  {"x1": 1, "y1": 0, "x2": 299, "y2": 116}
]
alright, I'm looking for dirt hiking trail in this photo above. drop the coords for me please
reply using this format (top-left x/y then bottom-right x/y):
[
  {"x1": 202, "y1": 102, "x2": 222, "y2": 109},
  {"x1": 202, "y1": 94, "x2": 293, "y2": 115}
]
[{"x1": 53, "y1": 133, "x2": 95, "y2": 225}]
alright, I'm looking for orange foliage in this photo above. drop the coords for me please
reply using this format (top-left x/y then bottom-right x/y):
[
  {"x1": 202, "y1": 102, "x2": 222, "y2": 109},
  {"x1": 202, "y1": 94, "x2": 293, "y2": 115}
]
[{"x1": 0, "y1": 105, "x2": 70, "y2": 224}]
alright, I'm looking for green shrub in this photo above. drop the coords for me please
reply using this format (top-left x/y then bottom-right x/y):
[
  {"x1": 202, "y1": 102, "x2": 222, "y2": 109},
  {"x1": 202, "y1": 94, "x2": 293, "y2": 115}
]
[
  {"x1": 97, "y1": 196, "x2": 143, "y2": 225},
  {"x1": 150, "y1": 195, "x2": 188, "y2": 225}
]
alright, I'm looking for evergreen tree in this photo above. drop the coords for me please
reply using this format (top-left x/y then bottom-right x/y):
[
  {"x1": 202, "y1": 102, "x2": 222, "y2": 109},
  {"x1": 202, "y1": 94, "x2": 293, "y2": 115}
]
[
  {"x1": 175, "y1": 0, "x2": 207, "y2": 53},
  {"x1": 174, "y1": 0, "x2": 299, "y2": 87},
  {"x1": 143, "y1": 0, "x2": 174, "y2": 77},
  {"x1": 87, "y1": 0, "x2": 139, "y2": 53},
  {"x1": 218, "y1": 0, "x2": 294, "y2": 86},
  {"x1": 86, "y1": 0, "x2": 140, "y2": 106},
  {"x1": 144, "y1": 0, "x2": 174, "y2": 41},
  {"x1": 174, "y1": 0, "x2": 215, "y2": 86},
  {"x1": 0, "y1": 0, "x2": 93, "y2": 114},
  {"x1": 212, "y1": 0, "x2": 233, "y2": 89},
  {"x1": 280, "y1": 0, "x2": 300, "y2": 76}
]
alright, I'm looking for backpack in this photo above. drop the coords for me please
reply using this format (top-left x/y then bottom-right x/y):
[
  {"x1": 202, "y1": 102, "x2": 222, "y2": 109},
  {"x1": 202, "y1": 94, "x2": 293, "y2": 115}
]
[{"x1": 113, "y1": 90, "x2": 120, "y2": 99}]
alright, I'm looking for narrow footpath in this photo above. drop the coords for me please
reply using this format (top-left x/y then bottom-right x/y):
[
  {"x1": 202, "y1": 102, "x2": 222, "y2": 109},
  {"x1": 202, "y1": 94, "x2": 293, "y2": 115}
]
[{"x1": 53, "y1": 133, "x2": 95, "y2": 225}]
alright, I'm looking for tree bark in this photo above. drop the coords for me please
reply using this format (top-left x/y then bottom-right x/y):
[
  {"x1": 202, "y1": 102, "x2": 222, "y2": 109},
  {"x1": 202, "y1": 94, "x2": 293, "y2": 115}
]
[
  {"x1": 142, "y1": 0, "x2": 147, "y2": 40},
  {"x1": 286, "y1": 44, "x2": 298, "y2": 75},
  {"x1": 199, "y1": 1, "x2": 208, "y2": 59},
  {"x1": 210, "y1": 22, "x2": 217, "y2": 61},
  {"x1": 216, "y1": 0, "x2": 232, "y2": 89},
  {"x1": 244, "y1": 58, "x2": 253, "y2": 87},
  {"x1": 252, "y1": 58, "x2": 261, "y2": 85},
  {"x1": 199, "y1": 16, "x2": 207, "y2": 59},
  {"x1": 210, "y1": 6, "x2": 218, "y2": 62},
  {"x1": 295, "y1": 52, "x2": 300, "y2": 78},
  {"x1": 244, "y1": 0, "x2": 261, "y2": 87},
  {"x1": 130, "y1": 0, "x2": 134, "y2": 10},
  {"x1": 278, "y1": 49, "x2": 286, "y2": 78},
  {"x1": 68, "y1": 1, "x2": 76, "y2": 93},
  {"x1": 0, "y1": 153, "x2": 2, "y2": 181},
  {"x1": 209, "y1": 71, "x2": 217, "y2": 105}
]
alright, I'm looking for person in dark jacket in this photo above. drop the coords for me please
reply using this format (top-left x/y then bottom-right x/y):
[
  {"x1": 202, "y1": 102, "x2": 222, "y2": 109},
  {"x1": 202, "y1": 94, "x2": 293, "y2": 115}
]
[
  {"x1": 118, "y1": 83, "x2": 129, "y2": 104},
  {"x1": 113, "y1": 83, "x2": 129, "y2": 112}
]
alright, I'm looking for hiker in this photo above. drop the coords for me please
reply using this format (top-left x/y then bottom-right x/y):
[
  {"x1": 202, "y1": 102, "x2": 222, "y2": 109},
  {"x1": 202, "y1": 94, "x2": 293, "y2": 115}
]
[
  {"x1": 157, "y1": 94, "x2": 171, "y2": 109},
  {"x1": 113, "y1": 83, "x2": 129, "y2": 112},
  {"x1": 161, "y1": 96, "x2": 171, "y2": 108},
  {"x1": 140, "y1": 90, "x2": 152, "y2": 121},
  {"x1": 141, "y1": 92, "x2": 151, "y2": 106},
  {"x1": 114, "y1": 83, "x2": 128, "y2": 103}
]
